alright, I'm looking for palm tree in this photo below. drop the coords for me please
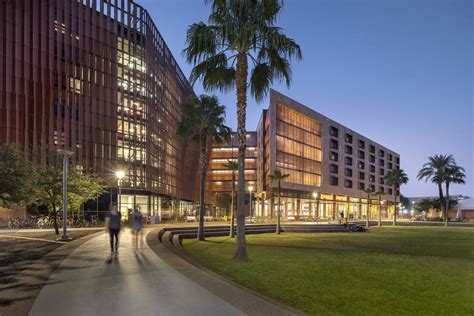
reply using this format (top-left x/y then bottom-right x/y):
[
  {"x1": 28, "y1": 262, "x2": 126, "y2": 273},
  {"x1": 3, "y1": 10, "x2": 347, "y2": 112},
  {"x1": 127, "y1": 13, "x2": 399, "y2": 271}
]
[
  {"x1": 363, "y1": 187, "x2": 375, "y2": 229},
  {"x1": 384, "y1": 169, "x2": 409, "y2": 226},
  {"x1": 183, "y1": 0, "x2": 302, "y2": 260},
  {"x1": 443, "y1": 164, "x2": 465, "y2": 226},
  {"x1": 225, "y1": 159, "x2": 238, "y2": 237},
  {"x1": 373, "y1": 191, "x2": 384, "y2": 227},
  {"x1": 177, "y1": 95, "x2": 231, "y2": 241},
  {"x1": 417, "y1": 154, "x2": 454, "y2": 222},
  {"x1": 269, "y1": 169, "x2": 289, "y2": 234}
]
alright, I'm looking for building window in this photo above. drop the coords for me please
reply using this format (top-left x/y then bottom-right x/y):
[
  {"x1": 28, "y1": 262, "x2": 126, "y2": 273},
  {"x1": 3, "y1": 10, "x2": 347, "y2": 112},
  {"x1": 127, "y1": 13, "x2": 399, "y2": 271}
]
[
  {"x1": 370, "y1": 155, "x2": 375, "y2": 163},
  {"x1": 370, "y1": 184, "x2": 375, "y2": 191},
  {"x1": 358, "y1": 182, "x2": 365, "y2": 190},
  {"x1": 330, "y1": 164, "x2": 339, "y2": 174},
  {"x1": 358, "y1": 161, "x2": 365, "y2": 169},
  {"x1": 358, "y1": 140, "x2": 365, "y2": 149},
  {"x1": 359, "y1": 172, "x2": 365, "y2": 180},
  {"x1": 379, "y1": 186, "x2": 385, "y2": 193},
  {"x1": 358, "y1": 150, "x2": 365, "y2": 159},
  {"x1": 388, "y1": 162, "x2": 393, "y2": 170},
  {"x1": 345, "y1": 133, "x2": 353, "y2": 143},
  {"x1": 380, "y1": 168, "x2": 385, "y2": 176},
  {"x1": 345, "y1": 179, "x2": 353, "y2": 188},
  {"x1": 379, "y1": 159, "x2": 385, "y2": 166},
  {"x1": 345, "y1": 145, "x2": 353, "y2": 155},
  {"x1": 388, "y1": 188, "x2": 393, "y2": 195},
  {"x1": 330, "y1": 176, "x2": 338, "y2": 186},
  {"x1": 370, "y1": 165, "x2": 375, "y2": 173},
  {"x1": 379, "y1": 177, "x2": 385, "y2": 184},
  {"x1": 370, "y1": 175, "x2": 375, "y2": 183},
  {"x1": 330, "y1": 152, "x2": 339, "y2": 161},
  {"x1": 379, "y1": 150, "x2": 385, "y2": 157},
  {"x1": 370, "y1": 145, "x2": 375, "y2": 153},
  {"x1": 396, "y1": 157, "x2": 400, "y2": 164},
  {"x1": 330, "y1": 126, "x2": 339, "y2": 137},
  {"x1": 330, "y1": 139, "x2": 338, "y2": 149},
  {"x1": 345, "y1": 168, "x2": 353, "y2": 177},
  {"x1": 388, "y1": 154, "x2": 393, "y2": 161},
  {"x1": 345, "y1": 157, "x2": 353, "y2": 166}
]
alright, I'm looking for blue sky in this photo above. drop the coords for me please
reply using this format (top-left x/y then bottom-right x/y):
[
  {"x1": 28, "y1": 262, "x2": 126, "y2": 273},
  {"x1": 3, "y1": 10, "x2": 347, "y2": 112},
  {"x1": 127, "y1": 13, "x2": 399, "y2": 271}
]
[{"x1": 135, "y1": 0, "x2": 473, "y2": 198}]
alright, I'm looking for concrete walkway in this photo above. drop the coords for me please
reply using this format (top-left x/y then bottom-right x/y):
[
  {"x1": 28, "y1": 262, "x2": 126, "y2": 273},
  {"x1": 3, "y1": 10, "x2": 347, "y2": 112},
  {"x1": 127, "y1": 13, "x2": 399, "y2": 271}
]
[{"x1": 29, "y1": 229, "x2": 243, "y2": 316}]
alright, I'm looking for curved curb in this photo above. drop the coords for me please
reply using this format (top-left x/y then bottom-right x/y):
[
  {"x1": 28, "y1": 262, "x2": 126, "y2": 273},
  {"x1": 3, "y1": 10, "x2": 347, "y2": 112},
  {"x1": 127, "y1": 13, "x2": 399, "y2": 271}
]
[
  {"x1": 0, "y1": 230, "x2": 103, "y2": 316},
  {"x1": 146, "y1": 228, "x2": 303, "y2": 316}
]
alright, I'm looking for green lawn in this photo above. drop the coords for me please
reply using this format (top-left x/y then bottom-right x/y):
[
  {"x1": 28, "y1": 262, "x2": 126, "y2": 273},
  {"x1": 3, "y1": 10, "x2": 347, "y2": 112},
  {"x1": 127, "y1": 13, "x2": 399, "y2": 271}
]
[{"x1": 183, "y1": 227, "x2": 474, "y2": 315}]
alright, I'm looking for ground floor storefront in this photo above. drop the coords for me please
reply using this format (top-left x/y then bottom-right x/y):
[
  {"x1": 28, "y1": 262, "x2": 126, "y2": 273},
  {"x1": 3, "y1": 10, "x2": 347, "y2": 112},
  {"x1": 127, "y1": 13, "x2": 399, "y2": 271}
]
[{"x1": 252, "y1": 195, "x2": 397, "y2": 221}]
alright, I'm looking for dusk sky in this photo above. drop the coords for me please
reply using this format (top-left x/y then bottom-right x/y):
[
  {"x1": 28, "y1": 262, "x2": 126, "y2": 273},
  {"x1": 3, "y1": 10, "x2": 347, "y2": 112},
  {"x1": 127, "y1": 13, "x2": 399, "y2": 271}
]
[{"x1": 135, "y1": 0, "x2": 473, "y2": 198}]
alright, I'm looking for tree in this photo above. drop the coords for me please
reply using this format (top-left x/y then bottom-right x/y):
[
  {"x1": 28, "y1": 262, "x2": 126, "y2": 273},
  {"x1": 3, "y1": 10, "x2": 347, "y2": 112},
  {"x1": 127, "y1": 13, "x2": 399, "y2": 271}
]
[
  {"x1": 177, "y1": 95, "x2": 231, "y2": 241},
  {"x1": 0, "y1": 144, "x2": 36, "y2": 207},
  {"x1": 225, "y1": 159, "x2": 238, "y2": 237},
  {"x1": 417, "y1": 154, "x2": 454, "y2": 222},
  {"x1": 34, "y1": 154, "x2": 106, "y2": 234},
  {"x1": 363, "y1": 187, "x2": 375, "y2": 229},
  {"x1": 183, "y1": 0, "x2": 302, "y2": 260},
  {"x1": 384, "y1": 169, "x2": 409, "y2": 226},
  {"x1": 443, "y1": 164, "x2": 465, "y2": 226},
  {"x1": 269, "y1": 169, "x2": 289, "y2": 234},
  {"x1": 68, "y1": 170, "x2": 106, "y2": 219},
  {"x1": 373, "y1": 191, "x2": 384, "y2": 227}
]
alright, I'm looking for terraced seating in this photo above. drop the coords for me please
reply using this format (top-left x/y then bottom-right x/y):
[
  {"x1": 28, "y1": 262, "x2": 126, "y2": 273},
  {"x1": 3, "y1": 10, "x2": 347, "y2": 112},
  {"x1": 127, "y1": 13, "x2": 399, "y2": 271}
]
[{"x1": 158, "y1": 223, "x2": 363, "y2": 248}]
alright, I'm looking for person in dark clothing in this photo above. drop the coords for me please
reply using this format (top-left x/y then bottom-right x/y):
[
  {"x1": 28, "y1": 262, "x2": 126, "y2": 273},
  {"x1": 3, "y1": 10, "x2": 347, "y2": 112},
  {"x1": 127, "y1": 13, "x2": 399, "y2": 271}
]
[{"x1": 105, "y1": 203, "x2": 121, "y2": 254}]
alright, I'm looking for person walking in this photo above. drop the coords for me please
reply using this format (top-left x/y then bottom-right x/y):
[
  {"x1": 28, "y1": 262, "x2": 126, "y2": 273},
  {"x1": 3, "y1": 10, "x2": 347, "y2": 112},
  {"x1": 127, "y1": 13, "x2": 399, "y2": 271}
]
[
  {"x1": 132, "y1": 208, "x2": 144, "y2": 252},
  {"x1": 105, "y1": 202, "x2": 121, "y2": 255}
]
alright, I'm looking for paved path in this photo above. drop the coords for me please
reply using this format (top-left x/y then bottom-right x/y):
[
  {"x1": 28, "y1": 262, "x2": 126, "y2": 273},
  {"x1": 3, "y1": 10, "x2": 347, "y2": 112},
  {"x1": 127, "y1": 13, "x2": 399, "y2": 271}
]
[{"x1": 29, "y1": 229, "x2": 243, "y2": 316}]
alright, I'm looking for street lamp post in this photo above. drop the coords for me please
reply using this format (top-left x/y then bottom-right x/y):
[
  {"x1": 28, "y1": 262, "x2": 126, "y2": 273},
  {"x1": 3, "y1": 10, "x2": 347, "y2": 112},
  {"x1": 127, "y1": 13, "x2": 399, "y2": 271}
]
[
  {"x1": 248, "y1": 186, "x2": 254, "y2": 221},
  {"x1": 116, "y1": 170, "x2": 125, "y2": 213},
  {"x1": 56, "y1": 149, "x2": 74, "y2": 241},
  {"x1": 312, "y1": 192, "x2": 319, "y2": 222}
]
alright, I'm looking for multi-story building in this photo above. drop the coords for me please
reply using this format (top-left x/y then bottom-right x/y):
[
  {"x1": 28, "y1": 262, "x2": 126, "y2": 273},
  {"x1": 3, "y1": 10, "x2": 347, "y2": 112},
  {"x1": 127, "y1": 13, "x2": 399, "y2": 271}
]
[
  {"x1": 207, "y1": 132, "x2": 257, "y2": 216},
  {"x1": 209, "y1": 90, "x2": 400, "y2": 220},
  {"x1": 0, "y1": 0, "x2": 199, "y2": 218}
]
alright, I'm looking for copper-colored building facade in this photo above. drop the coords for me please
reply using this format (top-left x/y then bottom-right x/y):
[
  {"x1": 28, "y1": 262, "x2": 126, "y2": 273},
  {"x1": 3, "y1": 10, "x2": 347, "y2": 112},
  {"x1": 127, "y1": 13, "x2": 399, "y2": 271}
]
[
  {"x1": 207, "y1": 132, "x2": 257, "y2": 216},
  {"x1": 255, "y1": 90, "x2": 400, "y2": 220},
  {"x1": 0, "y1": 0, "x2": 198, "y2": 217},
  {"x1": 208, "y1": 90, "x2": 401, "y2": 221}
]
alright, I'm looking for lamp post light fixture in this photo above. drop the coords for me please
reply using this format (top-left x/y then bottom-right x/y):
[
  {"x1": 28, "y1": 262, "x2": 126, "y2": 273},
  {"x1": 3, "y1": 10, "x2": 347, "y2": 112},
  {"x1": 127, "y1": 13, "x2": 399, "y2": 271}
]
[
  {"x1": 248, "y1": 186, "x2": 254, "y2": 220},
  {"x1": 56, "y1": 149, "x2": 74, "y2": 241},
  {"x1": 116, "y1": 170, "x2": 125, "y2": 213}
]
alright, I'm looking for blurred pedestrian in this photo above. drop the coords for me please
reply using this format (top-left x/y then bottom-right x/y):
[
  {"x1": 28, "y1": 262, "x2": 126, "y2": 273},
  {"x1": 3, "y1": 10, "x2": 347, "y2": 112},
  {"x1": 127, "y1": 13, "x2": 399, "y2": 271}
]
[
  {"x1": 132, "y1": 208, "x2": 144, "y2": 252},
  {"x1": 105, "y1": 202, "x2": 121, "y2": 255}
]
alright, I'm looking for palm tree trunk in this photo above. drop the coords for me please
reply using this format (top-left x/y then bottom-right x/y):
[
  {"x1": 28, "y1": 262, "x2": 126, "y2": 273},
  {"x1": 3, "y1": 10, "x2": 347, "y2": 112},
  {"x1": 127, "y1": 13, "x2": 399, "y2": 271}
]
[
  {"x1": 197, "y1": 138, "x2": 207, "y2": 241},
  {"x1": 52, "y1": 203, "x2": 59, "y2": 235},
  {"x1": 233, "y1": 53, "x2": 249, "y2": 261},
  {"x1": 277, "y1": 181, "x2": 281, "y2": 234},
  {"x1": 393, "y1": 197, "x2": 397, "y2": 226},
  {"x1": 444, "y1": 182, "x2": 450, "y2": 227},
  {"x1": 366, "y1": 194, "x2": 370, "y2": 229},
  {"x1": 437, "y1": 182, "x2": 445, "y2": 221},
  {"x1": 378, "y1": 196, "x2": 382, "y2": 227},
  {"x1": 229, "y1": 171, "x2": 235, "y2": 237}
]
